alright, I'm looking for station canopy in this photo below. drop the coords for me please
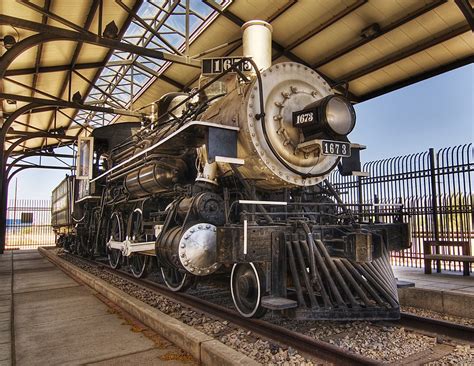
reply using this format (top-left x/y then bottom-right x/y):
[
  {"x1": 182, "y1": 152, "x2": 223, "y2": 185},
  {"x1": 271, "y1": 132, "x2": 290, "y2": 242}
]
[{"x1": 0, "y1": 0, "x2": 472, "y2": 154}]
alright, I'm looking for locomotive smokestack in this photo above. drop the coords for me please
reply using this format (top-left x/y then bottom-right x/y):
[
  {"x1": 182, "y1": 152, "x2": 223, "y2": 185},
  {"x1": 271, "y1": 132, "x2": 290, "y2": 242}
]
[{"x1": 241, "y1": 20, "x2": 273, "y2": 72}]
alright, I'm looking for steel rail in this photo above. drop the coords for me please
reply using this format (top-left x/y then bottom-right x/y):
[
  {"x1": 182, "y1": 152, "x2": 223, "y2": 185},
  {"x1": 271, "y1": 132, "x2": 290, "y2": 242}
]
[
  {"x1": 138, "y1": 277, "x2": 378, "y2": 366},
  {"x1": 398, "y1": 312, "x2": 474, "y2": 344},
  {"x1": 67, "y1": 253, "x2": 376, "y2": 365},
  {"x1": 60, "y1": 252, "x2": 474, "y2": 363}
]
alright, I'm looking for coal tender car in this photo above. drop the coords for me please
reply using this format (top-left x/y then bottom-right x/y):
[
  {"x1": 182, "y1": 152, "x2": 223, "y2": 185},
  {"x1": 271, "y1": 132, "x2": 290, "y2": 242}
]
[{"x1": 52, "y1": 20, "x2": 410, "y2": 320}]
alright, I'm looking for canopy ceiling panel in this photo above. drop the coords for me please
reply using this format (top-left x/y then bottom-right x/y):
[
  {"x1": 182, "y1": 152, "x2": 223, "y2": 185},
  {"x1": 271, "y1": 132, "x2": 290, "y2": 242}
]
[
  {"x1": 349, "y1": 31, "x2": 473, "y2": 95},
  {"x1": 229, "y1": 0, "x2": 291, "y2": 21},
  {"x1": 5, "y1": 44, "x2": 39, "y2": 71},
  {"x1": 47, "y1": 0, "x2": 94, "y2": 28},
  {"x1": 34, "y1": 41, "x2": 77, "y2": 69},
  {"x1": 76, "y1": 44, "x2": 110, "y2": 64},
  {"x1": 1, "y1": 0, "x2": 472, "y2": 155}
]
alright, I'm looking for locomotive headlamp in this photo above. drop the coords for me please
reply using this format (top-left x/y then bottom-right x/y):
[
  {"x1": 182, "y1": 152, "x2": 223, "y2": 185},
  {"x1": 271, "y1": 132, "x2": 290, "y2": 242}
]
[
  {"x1": 293, "y1": 95, "x2": 356, "y2": 138},
  {"x1": 324, "y1": 96, "x2": 356, "y2": 135}
]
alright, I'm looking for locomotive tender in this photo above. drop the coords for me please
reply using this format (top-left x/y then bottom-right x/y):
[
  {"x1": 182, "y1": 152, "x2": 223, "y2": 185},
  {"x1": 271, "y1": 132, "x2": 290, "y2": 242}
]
[{"x1": 52, "y1": 20, "x2": 410, "y2": 320}]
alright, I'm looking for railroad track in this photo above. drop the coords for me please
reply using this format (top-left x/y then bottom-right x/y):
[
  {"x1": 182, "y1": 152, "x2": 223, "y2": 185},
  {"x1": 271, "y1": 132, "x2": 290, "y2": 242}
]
[
  {"x1": 57, "y1": 251, "x2": 473, "y2": 365},
  {"x1": 398, "y1": 312, "x2": 474, "y2": 344},
  {"x1": 72, "y1": 254, "x2": 375, "y2": 365}
]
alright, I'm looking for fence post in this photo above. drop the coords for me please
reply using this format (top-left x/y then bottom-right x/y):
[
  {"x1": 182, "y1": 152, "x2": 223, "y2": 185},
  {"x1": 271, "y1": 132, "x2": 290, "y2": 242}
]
[
  {"x1": 429, "y1": 148, "x2": 441, "y2": 273},
  {"x1": 357, "y1": 175, "x2": 363, "y2": 214},
  {"x1": 374, "y1": 194, "x2": 380, "y2": 223}
]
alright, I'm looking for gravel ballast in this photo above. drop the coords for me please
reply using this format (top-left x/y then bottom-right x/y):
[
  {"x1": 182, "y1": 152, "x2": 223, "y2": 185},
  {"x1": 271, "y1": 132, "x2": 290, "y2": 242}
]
[
  {"x1": 52, "y1": 250, "x2": 473, "y2": 365},
  {"x1": 56, "y1": 250, "x2": 323, "y2": 365}
]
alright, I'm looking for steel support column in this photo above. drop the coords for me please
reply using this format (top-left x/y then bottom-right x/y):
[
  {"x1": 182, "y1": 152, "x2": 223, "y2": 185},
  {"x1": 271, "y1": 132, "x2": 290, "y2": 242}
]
[
  {"x1": 0, "y1": 95, "x2": 141, "y2": 252},
  {"x1": 0, "y1": 103, "x2": 41, "y2": 253},
  {"x1": 1, "y1": 149, "x2": 74, "y2": 251}
]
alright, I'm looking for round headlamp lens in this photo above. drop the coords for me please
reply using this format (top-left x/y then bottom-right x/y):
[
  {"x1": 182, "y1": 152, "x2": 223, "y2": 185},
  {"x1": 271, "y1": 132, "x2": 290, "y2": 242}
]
[{"x1": 325, "y1": 96, "x2": 356, "y2": 135}]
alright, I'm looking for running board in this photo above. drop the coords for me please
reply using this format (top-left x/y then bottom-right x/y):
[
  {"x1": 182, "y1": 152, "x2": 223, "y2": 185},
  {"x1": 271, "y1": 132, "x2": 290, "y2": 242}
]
[
  {"x1": 107, "y1": 239, "x2": 155, "y2": 256},
  {"x1": 262, "y1": 296, "x2": 298, "y2": 310}
]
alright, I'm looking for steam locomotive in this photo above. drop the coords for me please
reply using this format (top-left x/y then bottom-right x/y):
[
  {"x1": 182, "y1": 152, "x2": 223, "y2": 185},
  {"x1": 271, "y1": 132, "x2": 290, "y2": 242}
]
[{"x1": 52, "y1": 20, "x2": 410, "y2": 320}]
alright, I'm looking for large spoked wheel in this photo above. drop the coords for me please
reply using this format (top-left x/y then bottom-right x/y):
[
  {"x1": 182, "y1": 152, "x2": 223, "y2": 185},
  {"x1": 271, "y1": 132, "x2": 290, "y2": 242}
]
[
  {"x1": 127, "y1": 209, "x2": 149, "y2": 278},
  {"x1": 230, "y1": 262, "x2": 267, "y2": 318},
  {"x1": 107, "y1": 212, "x2": 123, "y2": 269},
  {"x1": 129, "y1": 255, "x2": 149, "y2": 278},
  {"x1": 161, "y1": 267, "x2": 193, "y2": 292}
]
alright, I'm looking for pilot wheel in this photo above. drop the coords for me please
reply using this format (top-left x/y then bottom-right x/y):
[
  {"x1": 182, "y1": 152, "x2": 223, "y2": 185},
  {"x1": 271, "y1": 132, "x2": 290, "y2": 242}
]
[{"x1": 230, "y1": 262, "x2": 267, "y2": 318}]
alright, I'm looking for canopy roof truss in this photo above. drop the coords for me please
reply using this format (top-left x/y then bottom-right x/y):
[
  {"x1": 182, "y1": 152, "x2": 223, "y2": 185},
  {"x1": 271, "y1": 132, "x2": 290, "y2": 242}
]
[
  {"x1": 0, "y1": 0, "x2": 472, "y2": 253},
  {"x1": 0, "y1": 0, "x2": 472, "y2": 156}
]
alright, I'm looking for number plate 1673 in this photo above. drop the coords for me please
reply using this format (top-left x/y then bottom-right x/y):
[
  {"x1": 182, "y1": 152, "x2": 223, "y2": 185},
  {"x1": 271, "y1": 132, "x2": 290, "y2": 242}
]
[{"x1": 321, "y1": 140, "x2": 351, "y2": 157}]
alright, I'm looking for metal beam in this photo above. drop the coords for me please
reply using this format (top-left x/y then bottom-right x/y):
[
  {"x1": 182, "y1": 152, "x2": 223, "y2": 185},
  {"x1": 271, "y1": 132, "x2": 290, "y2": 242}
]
[
  {"x1": 3, "y1": 106, "x2": 59, "y2": 117},
  {"x1": 455, "y1": 0, "x2": 474, "y2": 31},
  {"x1": 0, "y1": 14, "x2": 201, "y2": 68},
  {"x1": 8, "y1": 164, "x2": 74, "y2": 170},
  {"x1": 25, "y1": 0, "x2": 51, "y2": 143},
  {"x1": 0, "y1": 102, "x2": 78, "y2": 253},
  {"x1": 61, "y1": 0, "x2": 144, "y2": 136},
  {"x1": 6, "y1": 131, "x2": 77, "y2": 140},
  {"x1": 358, "y1": 54, "x2": 474, "y2": 102},
  {"x1": 4, "y1": 60, "x2": 152, "y2": 76},
  {"x1": 0, "y1": 93, "x2": 143, "y2": 118},
  {"x1": 134, "y1": 61, "x2": 186, "y2": 90},
  {"x1": 42, "y1": 0, "x2": 100, "y2": 150},
  {"x1": 115, "y1": 0, "x2": 183, "y2": 55},
  {"x1": 73, "y1": 70, "x2": 128, "y2": 109},
  {"x1": 0, "y1": 33, "x2": 60, "y2": 79},
  {"x1": 312, "y1": 0, "x2": 448, "y2": 69},
  {"x1": 4, "y1": 62, "x2": 106, "y2": 77},
  {"x1": 336, "y1": 23, "x2": 471, "y2": 83},
  {"x1": 5, "y1": 134, "x2": 76, "y2": 160},
  {"x1": 17, "y1": 0, "x2": 96, "y2": 35},
  {"x1": 266, "y1": 0, "x2": 297, "y2": 23},
  {"x1": 7, "y1": 153, "x2": 74, "y2": 176},
  {"x1": 4, "y1": 76, "x2": 63, "y2": 101}
]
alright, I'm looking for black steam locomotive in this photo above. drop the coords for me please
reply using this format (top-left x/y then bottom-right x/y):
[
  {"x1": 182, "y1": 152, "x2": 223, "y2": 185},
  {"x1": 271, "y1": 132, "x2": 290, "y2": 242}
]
[{"x1": 52, "y1": 21, "x2": 410, "y2": 320}]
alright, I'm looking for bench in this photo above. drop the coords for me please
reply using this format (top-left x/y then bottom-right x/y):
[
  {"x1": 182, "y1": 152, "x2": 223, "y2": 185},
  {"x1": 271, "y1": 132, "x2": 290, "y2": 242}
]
[{"x1": 424, "y1": 240, "x2": 472, "y2": 276}]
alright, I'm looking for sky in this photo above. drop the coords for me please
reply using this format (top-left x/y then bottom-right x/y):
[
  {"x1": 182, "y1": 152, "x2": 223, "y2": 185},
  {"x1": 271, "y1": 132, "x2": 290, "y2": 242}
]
[
  {"x1": 7, "y1": 64, "x2": 473, "y2": 201},
  {"x1": 350, "y1": 64, "x2": 473, "y2": 162}
]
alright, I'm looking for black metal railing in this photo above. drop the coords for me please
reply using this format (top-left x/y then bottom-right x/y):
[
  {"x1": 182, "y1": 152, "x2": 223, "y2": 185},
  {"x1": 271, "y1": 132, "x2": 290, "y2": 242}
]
[
  {"x1": 330, "y1": 144, "x2": 473, "y2": 273},
  {"x1": 6, "y1": 199, "x2": 55, "y2": 250}
]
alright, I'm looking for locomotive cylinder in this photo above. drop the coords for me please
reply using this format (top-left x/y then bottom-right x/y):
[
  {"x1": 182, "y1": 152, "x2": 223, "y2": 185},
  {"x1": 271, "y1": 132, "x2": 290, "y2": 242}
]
[
  {"x1": 176, "y1": 192, "x2": 225, "y2": 226},
  {"x1": 157, "y1": 223, "x2": 220, "y2": 276},
  {"x1": 124, "y1": 158, "x2": 188, "y2": 197}
]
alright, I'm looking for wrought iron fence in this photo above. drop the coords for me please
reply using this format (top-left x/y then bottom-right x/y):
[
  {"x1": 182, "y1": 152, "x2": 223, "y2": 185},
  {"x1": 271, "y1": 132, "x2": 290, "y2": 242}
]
[
  {"x1": 4, "y1": 144, "x2": 473, "y2": 271},
  {"x1": 330, "y1": 144, "x2": 473, "y2": 273},
  {"x1": 6, "y1": 199, "x2": 55, "y2": 250}
]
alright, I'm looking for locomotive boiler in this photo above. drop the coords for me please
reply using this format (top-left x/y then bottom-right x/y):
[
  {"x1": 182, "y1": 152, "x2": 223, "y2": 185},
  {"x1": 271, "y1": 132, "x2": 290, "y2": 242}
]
[{"x1": 52, "y1": 20, "x2": 410, "y2": 320}]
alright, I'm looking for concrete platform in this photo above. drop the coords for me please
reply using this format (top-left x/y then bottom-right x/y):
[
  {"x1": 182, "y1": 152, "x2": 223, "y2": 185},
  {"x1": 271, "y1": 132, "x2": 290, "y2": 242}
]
[
  {"x1": 0, "y1": 250, "x2": 196, "y2": 366},
  {"x1": 394, "y1": 266, "x2": 474, "y2": 319}
]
